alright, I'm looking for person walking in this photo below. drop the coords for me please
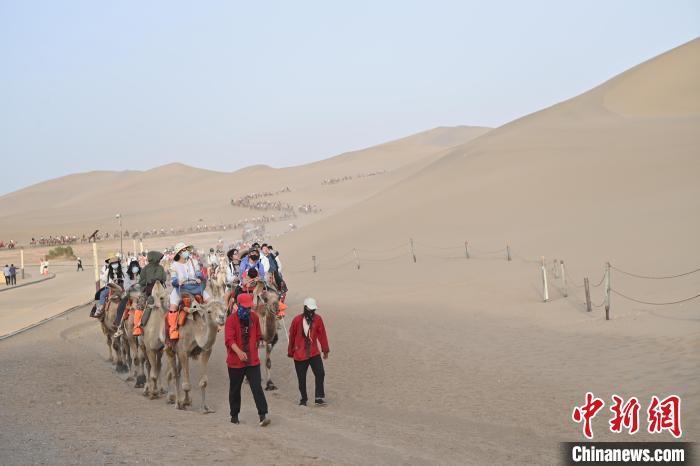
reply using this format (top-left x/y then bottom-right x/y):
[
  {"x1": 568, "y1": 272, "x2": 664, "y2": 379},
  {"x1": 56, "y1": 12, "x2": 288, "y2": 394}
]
[
  {"x1": 3, "y1": 264, "x2": 10, "y2": 286},
  {"x1": 224, "y1": 293, "x2": 271, "y2": 426},
  {"x1": 77, "y1": 257, "x2": 84, "y2": 271},
  {"x1": 288, "y1": 298, "x2": 330, "y2": 406},
  {"x1": 9, "y1": 264, "x2": 17, "y2": 285}
]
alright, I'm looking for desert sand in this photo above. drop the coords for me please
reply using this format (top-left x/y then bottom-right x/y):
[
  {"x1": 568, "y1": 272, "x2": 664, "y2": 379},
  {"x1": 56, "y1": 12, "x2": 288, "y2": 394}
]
[{"x1": 0, "y1": 39, "x2": 698, "y2": 465}]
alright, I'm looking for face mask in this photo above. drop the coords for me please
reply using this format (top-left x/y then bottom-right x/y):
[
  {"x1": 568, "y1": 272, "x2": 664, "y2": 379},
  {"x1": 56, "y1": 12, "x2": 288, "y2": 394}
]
[
  {"x1": 182, "y1": 251, "x2": 190, "y2": 259},
  {"x1": 250, "y1": 255, "x2": 259, "y2": 261},
  {"x1": 111, "y1": 263, "x2": 119, "y2": 269},
  {"x1": 132, "y1": 267, "x2": 139, "y2": 274}
]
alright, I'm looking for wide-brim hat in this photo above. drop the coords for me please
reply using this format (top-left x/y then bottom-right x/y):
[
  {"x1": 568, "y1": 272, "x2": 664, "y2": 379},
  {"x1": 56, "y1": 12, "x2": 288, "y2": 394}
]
[
  {"x1": 173, "y1": 242, "x2": 191, "y2": 254},
  {"x1": 104, "y1": 253, "x2": 120, "y2": 264}
]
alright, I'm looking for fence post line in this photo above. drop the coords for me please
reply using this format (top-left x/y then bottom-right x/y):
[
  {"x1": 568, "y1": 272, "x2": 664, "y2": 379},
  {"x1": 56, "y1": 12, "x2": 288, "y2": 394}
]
[
  {"x1": 20, "y1": 248, "x2": 25, "y2": 279},
  {"x1": 312, "y1": 255, "x2": 317, "y2": 273},
  {"x1": 92, "y1": 241, "x2": 100, "y2": 292},
  {"x1": 560, "y1": 260, "x2": 568, "y2": 297},
  {"x1": 464, "y1": 241, "x2": 469, "y2": 259},
  {"x1": 541, "y1": 256, "x2": 549, "y2": 302},
  {"x1": 353, "y1": 248, "x2": 360, "y2": 270},
  {"x1": 584, "y1": 277, "x2": 592, "y2": 312},
  {"x1": 409, "y1": 238, "x2": 417, "y2": 263},
  {"x1": 604, "y1": 262, "x2": 611, "y2": 320},
  {"x1": 506, "y1": 244, "x2": 511, "y2": 261}
]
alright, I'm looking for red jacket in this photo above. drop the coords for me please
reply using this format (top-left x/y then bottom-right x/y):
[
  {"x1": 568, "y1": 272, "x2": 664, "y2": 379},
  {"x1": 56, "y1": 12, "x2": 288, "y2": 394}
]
[
  {"x1": 287, "y1": 313, "x2": 329, "y2": 361},
  {"x1": 224, "y1": 312, "x2": 262, "y2": 368}
]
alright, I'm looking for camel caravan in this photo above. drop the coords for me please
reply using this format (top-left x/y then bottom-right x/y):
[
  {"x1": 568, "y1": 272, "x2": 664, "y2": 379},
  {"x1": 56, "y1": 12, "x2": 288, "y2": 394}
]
[{"x1": 88, "y1": 241, "x2": 304, "y2": 425}]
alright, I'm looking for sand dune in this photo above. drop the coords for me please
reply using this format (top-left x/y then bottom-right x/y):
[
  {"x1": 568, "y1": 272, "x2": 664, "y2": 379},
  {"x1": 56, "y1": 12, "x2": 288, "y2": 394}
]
[
  {"x1": 0, "y1": 126, "x2": 489, "y2": 241},
  {"x1": 0, "y1": 40, "x2": 698, "y2": 464},
  {"x1": 279, "y1": 38, "x2": 700, "y2": 279}
]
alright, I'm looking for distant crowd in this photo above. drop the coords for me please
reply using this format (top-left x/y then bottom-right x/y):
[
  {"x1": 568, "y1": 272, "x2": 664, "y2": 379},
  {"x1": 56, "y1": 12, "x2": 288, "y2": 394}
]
[
  {"x1": 321, "y1": 170, "x2": 387, "y2": 185},
  {"x1": 230, "y1": 189, "x2": 321, "y2": 215}
]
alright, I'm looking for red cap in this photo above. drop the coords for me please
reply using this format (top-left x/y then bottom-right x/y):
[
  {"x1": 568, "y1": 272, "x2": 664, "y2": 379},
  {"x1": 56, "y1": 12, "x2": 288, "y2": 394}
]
[{"x1": 237, "y1": 293, "x2": 253, "y2": 308}]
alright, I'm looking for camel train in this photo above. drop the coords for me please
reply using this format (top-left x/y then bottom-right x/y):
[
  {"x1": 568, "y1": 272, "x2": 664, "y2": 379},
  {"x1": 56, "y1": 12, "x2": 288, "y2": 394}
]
[{"x1": 95, "y1": 266, "x2": 282, "y2": 413}]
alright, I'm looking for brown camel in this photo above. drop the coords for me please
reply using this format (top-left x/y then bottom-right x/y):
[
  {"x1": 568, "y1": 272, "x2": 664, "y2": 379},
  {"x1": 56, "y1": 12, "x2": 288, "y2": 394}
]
[
  {"x1": 121, "y1": 290, "x2": 147, "y2": 388},
  {"x1": 165, "y1": 296, "x2": 226, "y2": 412},
  {"x1": 207, "y1": 259, "x2": 227, "y2": 298},
  {"x1": 142, "y1": 282, "x2": 169, "y2": 399},
  {"x1": 99, "y1": 283, "x2": 129, "y2": 373},
  {"x1": 253, "y1": 281, "x2": 281, "y2": 391}
]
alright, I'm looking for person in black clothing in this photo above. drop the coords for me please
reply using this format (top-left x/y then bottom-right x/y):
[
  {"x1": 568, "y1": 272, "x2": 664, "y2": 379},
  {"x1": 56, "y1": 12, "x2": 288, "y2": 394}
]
[
  {"x1": 77, "y1": 257, "x2": 84, "y2": 271},
  {"x1": 9, "y1": 264, "x2": 17, "y2": 285}
]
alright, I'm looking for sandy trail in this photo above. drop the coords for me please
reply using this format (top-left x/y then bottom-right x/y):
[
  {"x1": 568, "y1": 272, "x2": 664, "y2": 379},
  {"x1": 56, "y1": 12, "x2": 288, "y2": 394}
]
[{"x1": 0, "y1": 257, "x2": 696, "y2": 465}]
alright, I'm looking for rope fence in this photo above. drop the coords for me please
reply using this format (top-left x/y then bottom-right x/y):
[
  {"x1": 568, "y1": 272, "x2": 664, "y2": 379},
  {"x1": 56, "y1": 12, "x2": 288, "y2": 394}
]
[{"x1": 283, "y1": 237, "x2": 699, "y2": 322}]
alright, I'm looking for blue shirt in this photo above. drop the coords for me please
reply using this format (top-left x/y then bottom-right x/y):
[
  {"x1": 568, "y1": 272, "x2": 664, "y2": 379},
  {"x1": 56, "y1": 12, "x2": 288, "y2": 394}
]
[{"x1": 239, "y1": 258, "x2": 265, "y2": 281}]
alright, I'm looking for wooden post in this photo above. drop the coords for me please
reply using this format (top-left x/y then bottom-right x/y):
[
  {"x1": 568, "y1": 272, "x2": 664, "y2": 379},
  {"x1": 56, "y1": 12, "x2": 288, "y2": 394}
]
[
  {"x1": 552, "y1": 258, "x2": 559, "y2": 278},
  {"x1": 604, "y1": 262, "x2": 611, "y2": 320},
  {"x1": 139, "y1": 239, "x2": 144, "y2": 254},
  {"x1": 92, "y1": 241, "x2": 100, "y2": 291},
  {"x1": 560, "y1": 260, "x2": 568, "y2": 297},
  {"x1": 409, "y1": 238, "x2": 416, "y2": 263},
  {"x1": 132, "y1": 239, "x2": 137, "y2": 256},
  {"x1": 312, "y1": 255, "x2": 317, "y2": 273},
  {"x1": 353, "y1": 248, "x2": 360, "y2": 270},
  {"x1": 541, "y1": 256, "x2": 549, "y2": 302},
  {"x1": 464, "y1": 241, "x2": 469, "y2": 259},
  {"x1": 584, "y1": 277, "x2": 592, "y2": 312},
  {"x1": 20, "y1": 248, "x2": 25, "y2": 279},
  {"x1": 506, "y1": 244, "x2": 511, "y2": 261}
]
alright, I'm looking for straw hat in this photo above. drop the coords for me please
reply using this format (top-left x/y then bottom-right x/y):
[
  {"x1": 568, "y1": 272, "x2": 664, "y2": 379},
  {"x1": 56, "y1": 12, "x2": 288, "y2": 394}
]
[
  {"x1": 104, "y1": 253, "x2": 120, "y2": 264},
  {"x1": 173, "y1": 242, "x2": 191, "y2": 254}
]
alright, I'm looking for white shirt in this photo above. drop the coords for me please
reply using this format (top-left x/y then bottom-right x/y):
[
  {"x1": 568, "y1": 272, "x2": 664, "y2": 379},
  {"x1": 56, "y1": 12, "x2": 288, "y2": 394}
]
[
  {"x1": 260, "y1": 255, "x2": 270, "y2": 273},
  {"x1": 207, "y1": 253, "x2": 218, "y2": 267},
  {"x1": 171, "y1": 259, "x2": 199, "y2": 285}
]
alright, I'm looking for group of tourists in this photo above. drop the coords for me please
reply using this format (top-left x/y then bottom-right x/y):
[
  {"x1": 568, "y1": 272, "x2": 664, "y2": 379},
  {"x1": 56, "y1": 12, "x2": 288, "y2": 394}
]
[
  {"x1": 0, "y1": 239, "x2": 16, "y2": 249},
  {"x1": 89, "y1": 240, "x2": 330, "y2": 427},
  {"x1": 321, "y1": 170, "x2": 387, "y2": 185},
  {"x1": 3, "y1": 264, "x2": 18, "y2": 285}
]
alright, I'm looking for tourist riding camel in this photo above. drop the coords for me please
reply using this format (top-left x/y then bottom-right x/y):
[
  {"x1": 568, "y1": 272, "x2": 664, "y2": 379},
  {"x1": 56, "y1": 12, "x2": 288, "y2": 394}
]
[
  {"x1": 93, "y1": 253, "x2": 124, "y2": 318},
  {"x1": 225, "y1": 248, "x2": 240, "y2": 291},
  {"x1": 113, "y1": 260, "x2": 142, "y2": 337},
  {"x1": 133, "y1": 250, "x2": 167, "y2": 336},
  {"x1": 239, "y1": 248, "x2": 265, "y2": 283},
  {"x1": 167, "y1": 242, "x2": 211, "y2": 340}
]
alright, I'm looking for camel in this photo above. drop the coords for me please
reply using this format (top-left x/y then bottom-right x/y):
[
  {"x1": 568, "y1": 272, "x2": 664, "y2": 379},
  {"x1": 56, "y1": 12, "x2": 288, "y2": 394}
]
[
  {"x1": 120, "y1": 289, "x2": 147, "y2": 388},
  {"x1": 252, "y1": 281, "x2": 281, "y2": 391},
  {"x1": 165, "y1": 296, "x2": 226, "y2": 412},
  {"x1": 99, "y1": 282, "x2": 129, "y2": 373},
  {"x1": 207, "y1": 258, "x2": 227, "y2": 298},
  {"x1": 141, "y1": 281, "x2": 170, "y2": 399}
]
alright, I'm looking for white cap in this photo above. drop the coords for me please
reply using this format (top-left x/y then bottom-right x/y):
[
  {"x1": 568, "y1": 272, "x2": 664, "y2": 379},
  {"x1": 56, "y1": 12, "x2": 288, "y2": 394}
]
[{"x1": 303, "y1": 297, "x2": 318, "y2": 310}]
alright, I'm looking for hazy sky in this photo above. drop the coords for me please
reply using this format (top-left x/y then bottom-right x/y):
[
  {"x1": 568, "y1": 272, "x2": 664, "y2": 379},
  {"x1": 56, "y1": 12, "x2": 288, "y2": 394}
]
[{"x1": 1, "y1": 1, "x2": 698, "y2": 195}]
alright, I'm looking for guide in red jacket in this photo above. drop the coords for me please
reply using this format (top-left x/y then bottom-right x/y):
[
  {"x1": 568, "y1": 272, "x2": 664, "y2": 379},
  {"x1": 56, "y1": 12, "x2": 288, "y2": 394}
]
[
  {"x1": 224, "y1": 293, "x2": 270, "y2": 426},
  {"x1": 287, "y1": 297, "x2": 330, "y2": 406}
]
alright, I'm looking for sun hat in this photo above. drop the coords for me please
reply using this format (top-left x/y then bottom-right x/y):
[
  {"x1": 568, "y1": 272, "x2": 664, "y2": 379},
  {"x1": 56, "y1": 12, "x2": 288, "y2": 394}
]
[
  {"x1": 104, "y1": 252, "x2": 120, "y2": 263},
  {"x1": 173, "y1": 242, "x2": 191, "y2": 254},
  {"x1": 303, "y1": 297, "x2": 318, "y2": 310}
]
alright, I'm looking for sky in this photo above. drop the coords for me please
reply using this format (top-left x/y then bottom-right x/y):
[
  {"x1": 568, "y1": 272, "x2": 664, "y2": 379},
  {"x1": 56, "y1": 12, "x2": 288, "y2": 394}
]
[{"x1": 0, "y1": 1, "x2": 698, "y2": 195}]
